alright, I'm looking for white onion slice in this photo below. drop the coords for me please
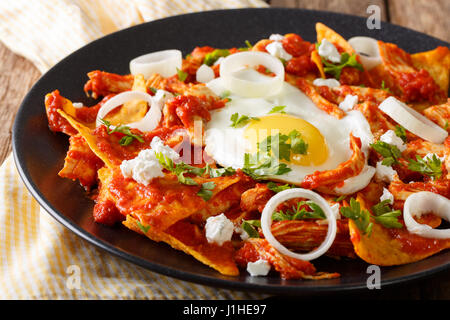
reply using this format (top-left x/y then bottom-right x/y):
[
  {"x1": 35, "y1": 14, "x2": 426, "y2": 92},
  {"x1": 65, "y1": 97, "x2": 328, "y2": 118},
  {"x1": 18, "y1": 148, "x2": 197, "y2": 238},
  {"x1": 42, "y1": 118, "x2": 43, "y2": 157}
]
[
  {"x1": 348, "y1": 37, "x2": 382, "y2": 70},
  {"x1": 403, "y1": 192, "x2": 450, "y2": 239},
  {"x1": 196, "y1": 64, "x2": 215, "y2": 83},
  {"x1": 333, "y1": 165, "x2": 376, "y2": 195},
  {"x1": 260, "y1": 188, "x2": 337, "y2": 261},
  {"x1": 96, "y1": 91, "x2": 162, "y2": 132},
  {"x1": 129, "y1": 49, "x2": 182, "y2": 78},
  {"x1": 219, "y1": 51, "x2": 285, "y2": 98},
  {"x1": 379, "y1": 97, "x2": 448, "y2": 144}
]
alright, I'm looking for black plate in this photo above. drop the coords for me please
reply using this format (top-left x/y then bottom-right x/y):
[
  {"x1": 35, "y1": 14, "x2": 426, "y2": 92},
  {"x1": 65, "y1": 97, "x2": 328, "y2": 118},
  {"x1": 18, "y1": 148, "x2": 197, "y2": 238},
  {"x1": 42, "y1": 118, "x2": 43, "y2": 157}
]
[{"x1": 12, "y1": 8, "x2": 450, "y2": 295}]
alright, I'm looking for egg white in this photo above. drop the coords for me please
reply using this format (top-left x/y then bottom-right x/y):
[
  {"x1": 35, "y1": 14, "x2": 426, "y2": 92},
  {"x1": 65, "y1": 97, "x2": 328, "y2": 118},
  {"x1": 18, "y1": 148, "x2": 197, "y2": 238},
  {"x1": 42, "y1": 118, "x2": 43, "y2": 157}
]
[{"x1": 205, "y1": 69, "x2": 374, "y2": 186}]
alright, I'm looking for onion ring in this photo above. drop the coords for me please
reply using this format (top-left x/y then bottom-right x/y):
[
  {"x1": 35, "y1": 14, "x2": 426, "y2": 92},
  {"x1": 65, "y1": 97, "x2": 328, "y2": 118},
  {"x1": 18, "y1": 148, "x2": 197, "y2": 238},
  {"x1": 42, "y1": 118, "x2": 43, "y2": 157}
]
[
  {"x1": 129, "y1": 49, "x2": 182, "y2": 78},
  {"x1": 95, "y1": 91, "x2": 162, "y2": 132},
  {"x1": 379, "y1": 97, "x2": 448, "y2": 144},
  {"x1": 219, "y1": 51, "x2": 285, "y2": 98},
  {"x1": 348, "y1": 37, "x2": 382, "y2": 70},
  {"x1": 260, "y1": 188, "x2": 337, "y2": 261},
  {"x1": 403, "y1": 192, "x2": 450, "y2": 239}
]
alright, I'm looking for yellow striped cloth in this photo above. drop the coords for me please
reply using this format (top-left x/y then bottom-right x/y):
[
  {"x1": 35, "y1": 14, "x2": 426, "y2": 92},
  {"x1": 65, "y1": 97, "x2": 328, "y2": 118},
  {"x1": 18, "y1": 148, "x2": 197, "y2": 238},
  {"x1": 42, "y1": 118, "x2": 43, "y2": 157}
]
[{"x1": 0, "y1": 0, "x2": 269, "y2": 299}]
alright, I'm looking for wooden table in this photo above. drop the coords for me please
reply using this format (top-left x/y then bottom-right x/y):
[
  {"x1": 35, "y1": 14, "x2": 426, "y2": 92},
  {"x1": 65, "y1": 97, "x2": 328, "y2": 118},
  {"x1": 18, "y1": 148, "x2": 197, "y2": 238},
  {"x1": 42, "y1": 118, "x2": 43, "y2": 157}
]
[{"x1": 0, "y1": 0, "x2": 448, "y2": 299}]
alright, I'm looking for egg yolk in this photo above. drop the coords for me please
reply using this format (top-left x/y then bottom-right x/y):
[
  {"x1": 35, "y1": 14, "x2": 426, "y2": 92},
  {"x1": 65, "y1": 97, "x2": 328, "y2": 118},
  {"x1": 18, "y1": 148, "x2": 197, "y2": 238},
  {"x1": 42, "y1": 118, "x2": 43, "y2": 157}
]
[{"x1": 243, "y1": 114, "x2": 328, "y2": 166}]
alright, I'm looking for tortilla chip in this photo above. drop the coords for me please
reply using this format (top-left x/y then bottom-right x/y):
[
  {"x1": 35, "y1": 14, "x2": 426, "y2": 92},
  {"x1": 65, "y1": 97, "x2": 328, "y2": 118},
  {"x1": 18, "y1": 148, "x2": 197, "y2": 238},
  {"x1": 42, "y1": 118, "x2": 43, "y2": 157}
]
[
  {"x1": 412, "y1": 46, "x2": 450, "y2": 94},
  {"x1": 58, "y1": 134, "x2": 104, "y2": 189},
  {"x1": 311, "y1": 50, "x2": 326, "y2": 78},
  {"x1": 316, "y1": 22, "x2": 355, "y2": 54},
  {"x1": 57, "y1": 109, "x2": 116, "y2": 168},
  {"x1": 348, "y1": 195, "x2": 450, "y2": 266},
  {"x1": 123, "y1": 215, "x2": 239, "y2": 276}
]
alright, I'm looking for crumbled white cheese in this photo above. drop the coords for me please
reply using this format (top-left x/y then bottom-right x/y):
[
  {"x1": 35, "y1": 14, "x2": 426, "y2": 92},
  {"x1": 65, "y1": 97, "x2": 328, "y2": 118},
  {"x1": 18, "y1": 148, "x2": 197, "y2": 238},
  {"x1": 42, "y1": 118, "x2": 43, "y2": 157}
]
[
  {"x1": 380, "y1": 130, "x2": 407, "y2": 152},
  {"x1": 150, "y1": 136, "x2": 180, "y2": 161},
  {"x1": 205, "y1": 214, "x2": 235, "y2": 246},
  {"x1": 72, "y1": 102, "x2": 83, "y2": 108},
  {"x1": 375, "y1": 161, "x2": 397, "y2": 183},
  {"x1": 265, "y1": 41, "x2": 292, "y2": 61},
  {"x1": 338, "y1": 94, "x2": 359, "y2": 112},
  {"x1": 153, "y1": 89, "x2": 174, "y2": 108},
  {"x1": 318, "y1": 39, "x2": 342, "y2": 64},
  {"x1": 380, "y1": 187, "x2": 394, "y2": 204},
  {"x1": 247, "y1": 259, "x2": 271, "y2": 277},
  {"x1": 196, "y1": 64, "x2": 215, "y2": 83},
  {"x1": 120, "y1": 151, "x2": 164, "y2": 186},
  {"x1": 269, "y1": 34, "x2": 284, "y2": 41},
  {"x1": 312, "y1": 78, "x2": 341, "y2": 88},
  {"x1": 120, "y1": 137, "x2": 180, "y2": 185},
  {"x1": 234, "y1": 225, "x2": 249, "y2": 241}
]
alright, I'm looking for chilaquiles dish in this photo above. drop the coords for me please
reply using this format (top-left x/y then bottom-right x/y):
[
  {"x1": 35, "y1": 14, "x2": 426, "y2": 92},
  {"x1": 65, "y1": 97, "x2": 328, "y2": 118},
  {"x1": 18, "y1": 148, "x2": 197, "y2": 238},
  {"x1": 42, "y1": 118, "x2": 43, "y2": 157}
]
[{"x1": 44, "y1": 23, "x2": 450, "y2": 279}]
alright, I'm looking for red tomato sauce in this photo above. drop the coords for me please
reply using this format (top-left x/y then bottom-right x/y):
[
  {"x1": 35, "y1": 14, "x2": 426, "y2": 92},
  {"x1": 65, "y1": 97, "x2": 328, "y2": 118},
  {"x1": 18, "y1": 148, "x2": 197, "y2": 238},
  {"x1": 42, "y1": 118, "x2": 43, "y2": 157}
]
[
  {"x1": 45, "y1": 90, "x2": 78, "y2": 135},
  {"x1": 398, "y1": 69, "x2": 444, "y2": 103}
]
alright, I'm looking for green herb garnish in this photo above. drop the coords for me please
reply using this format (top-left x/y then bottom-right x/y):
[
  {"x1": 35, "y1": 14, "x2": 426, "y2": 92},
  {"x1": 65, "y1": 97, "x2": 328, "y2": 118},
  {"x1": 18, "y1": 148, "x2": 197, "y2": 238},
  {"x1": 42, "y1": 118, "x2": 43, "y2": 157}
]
[
  {"x1": 370, "y1": 140, "x2": 402, "y2": 166},
  {"x1": 203, "y1": 49, "x2": 230, "y2": 66},
  {"x1": 136, "y1": 221, "x2": 150, "y2": 234},
  {"x1": 334, "y1": 195, "x2": 347, "y2": 202},
  {"x1": 266, "y1": 182, "x2": 295, "y2": 193},
  {"x1": 241, "y1": 220, "x2": 261, "y2": 238},
  {"x1": 243, "y1": 152, "x2": 292, "y2": 180},
  {"x1": 340, "y1": 198, "x2": 403, "y2": 236},
  {"x1": 322, "y1": 52, "x2": 364, "y2": 80},
  {"x1": 230, "y1": 113, "x2": 260, "y2": 128},
  {"x1": 272, "y1": 201, "x2": 326, "y2": 221},
  {"x1": 340, "y1": 198, "x2": 373, "y2": 236},
  {"x1": 371, "y1": 200, "x2": 403, "y2": 229},
  {"x1": 197, "y1": 182, "x2": 216, "y2": 201},
  {"x1": 258, "y1": 130, "x2": 308, "y2": 161},
  {"x1": 100, "y1": 119, "x2": 144, "y2": 146},
  {"x1": 176, "y1": 68, "x2": 188, "y2": 82},
  {"x1": 268, "y1": 105, "x2": 287, "y2": 114},
  {"x1": 408, "y1": 154, "x2": 443, "y2": 180},
  {"x1": 394, "y1": 125, "x2": 407, "y2": 143}
]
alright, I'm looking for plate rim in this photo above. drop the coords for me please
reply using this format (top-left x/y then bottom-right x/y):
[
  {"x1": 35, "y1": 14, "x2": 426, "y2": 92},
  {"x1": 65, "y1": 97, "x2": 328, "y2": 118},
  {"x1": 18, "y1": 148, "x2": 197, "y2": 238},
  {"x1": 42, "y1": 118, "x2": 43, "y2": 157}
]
[{"x1": 11, "y1": 7, "x2": 450, "y2": 295}]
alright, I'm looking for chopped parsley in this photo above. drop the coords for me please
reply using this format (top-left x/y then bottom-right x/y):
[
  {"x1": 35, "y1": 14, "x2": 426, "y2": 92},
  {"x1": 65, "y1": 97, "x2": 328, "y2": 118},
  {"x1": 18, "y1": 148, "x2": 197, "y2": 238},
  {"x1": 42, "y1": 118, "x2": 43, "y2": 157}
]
[
  {"x1": 268, "y1": 105, "x2": 287, "y2": 114},
  {"x1": 155, "y1": 153, "x2": 234, "y2": 200},
  {"x1": 340, "y1": 198, "x2": 403, "y2": 237},
  {"x1": 176, "y1": 68, "x2": 188, "y2": 82},
  {"x1": 242, "y1": 130, "x2": 308, "y2": 180},
  {"x1": 340, "y1": 198, "x2": 373, "y2": 236},
  {"x1": 371, "y1": 200, "x2": 403, "y2": 229},
  {"x1": 136, "y1": 220, "x2": 150, "y2": 234},
  {"x1": 266, "y1": 182, "x2": 295, "y2": 193},
  {"x1": 408, "y1": 154, "x2": 443, "y2": 180},
  {"x1": 272, "y1": 201, "x2": 326, "y2": 221},
  {"x1": 394, "y1": 125, "x2": 407, "y2": 143},
  {"x1": 99, "y1": 119, "x2": 144, "y2": 146},
  {"x1": 243, "y1": 152, "x2": 292, "y2": 180},
  {"x1": 380, "y1": 80, "x2": 392, "y2": 94},
  {"x1": 197, "y1": 182, "x2": 216, "y2": 201},
  {"x1": 333, "y1": 195, "x2": 347, "y2": 202},
  {"x1": 241, "y1": 220, "x2": 261, "y2": 238},
  {"x1": 230, "y1": 113, "x2": 260, "y2": 128},
  {"x1": 322, "y1": 52, "x2": 364, "y2": 80},
  {"x1": 203, "y1": 49, "x2": 230, "y2": 66},
  {"x1": 220, "y1": 90, "x2": 232, "y2": 101},
  {"x1": 258, "y1": 130, "x2": 308, "y2": 161},
  {"x1": 370, "y1": 140, "x2": 402, "y2": 166}
]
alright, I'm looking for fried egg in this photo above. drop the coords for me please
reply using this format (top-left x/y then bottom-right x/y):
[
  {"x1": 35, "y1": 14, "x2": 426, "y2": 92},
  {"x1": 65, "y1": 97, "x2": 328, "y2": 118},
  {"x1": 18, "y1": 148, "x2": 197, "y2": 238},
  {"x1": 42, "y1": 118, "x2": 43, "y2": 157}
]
[{"x1": 205, "y1": 69, "x2": 373, "y2": 186}]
